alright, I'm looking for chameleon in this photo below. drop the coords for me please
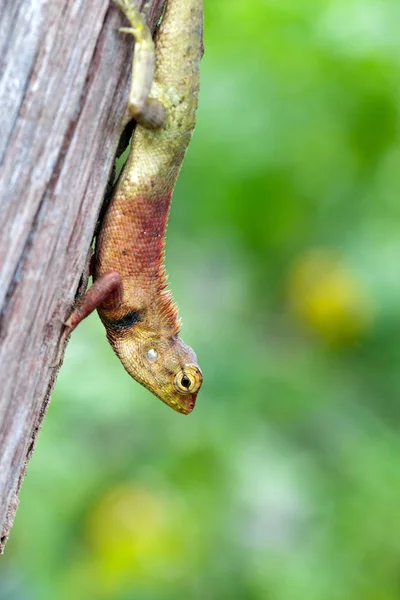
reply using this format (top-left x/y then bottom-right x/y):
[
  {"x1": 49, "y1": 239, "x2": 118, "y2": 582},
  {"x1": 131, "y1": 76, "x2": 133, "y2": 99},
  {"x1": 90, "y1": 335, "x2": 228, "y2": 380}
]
[{"x1": 64, "y1": 0, "x2": 204, "y2": 414}]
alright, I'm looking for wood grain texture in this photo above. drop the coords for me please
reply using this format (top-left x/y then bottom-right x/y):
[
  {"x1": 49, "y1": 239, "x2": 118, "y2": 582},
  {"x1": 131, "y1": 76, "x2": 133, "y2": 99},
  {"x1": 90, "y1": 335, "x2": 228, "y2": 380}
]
[{"x1": 0, "y1": 0, "x2": 165, "y2": 553}]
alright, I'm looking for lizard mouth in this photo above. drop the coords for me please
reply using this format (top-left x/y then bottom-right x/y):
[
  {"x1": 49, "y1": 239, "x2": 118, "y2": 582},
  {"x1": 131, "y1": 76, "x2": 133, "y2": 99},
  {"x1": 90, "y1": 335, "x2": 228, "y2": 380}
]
[
  {"x1": 154, "y1": 390, "x2": 197, "y2": 415},
  {"x1": 172, "y1": 394, "x2": 197, "y2": 415},
  {"x1": 178, "y1": 400, "x2": 196, "y2": 415}
]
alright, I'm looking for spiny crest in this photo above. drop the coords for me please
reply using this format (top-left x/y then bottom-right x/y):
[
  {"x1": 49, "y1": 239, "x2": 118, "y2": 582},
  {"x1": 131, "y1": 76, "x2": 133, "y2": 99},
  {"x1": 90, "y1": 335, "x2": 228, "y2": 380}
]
[
  {"x1": 158, "y1": 262, "x2": 167, "y2": 290},
  {"x1": 158, "y1": 289, "x2": 180, "y2": 333},
  {"x1": 155, "y1": 254, "x2": 180, "y2": 333}
]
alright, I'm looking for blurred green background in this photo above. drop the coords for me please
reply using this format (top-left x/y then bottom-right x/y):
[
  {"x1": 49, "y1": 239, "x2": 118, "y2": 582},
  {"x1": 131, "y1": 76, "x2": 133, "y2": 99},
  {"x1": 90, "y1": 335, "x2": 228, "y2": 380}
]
[{"x1": 2, "y1": 0, "x2": 400, "y2": 598}]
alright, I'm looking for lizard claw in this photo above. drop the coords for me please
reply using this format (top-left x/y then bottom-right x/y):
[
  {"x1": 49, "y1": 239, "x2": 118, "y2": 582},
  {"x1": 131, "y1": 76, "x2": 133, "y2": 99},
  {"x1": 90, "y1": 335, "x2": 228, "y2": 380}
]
[
  {"x1": 50, "y1": 323, "x2": 72, "y2": 369},
  {"x1": 119, "y1": 27, "x2": 136, "y2": 36}
]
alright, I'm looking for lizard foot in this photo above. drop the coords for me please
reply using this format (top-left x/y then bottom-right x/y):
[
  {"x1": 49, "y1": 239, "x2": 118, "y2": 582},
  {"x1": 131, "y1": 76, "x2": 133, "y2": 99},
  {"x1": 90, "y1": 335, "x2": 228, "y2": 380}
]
[
  {"x1": 51, "y1": 272, "x2": 124, "y2": 368},
  {"x1": 114, "y1": 0, "x2": 166, "y2": 129}
]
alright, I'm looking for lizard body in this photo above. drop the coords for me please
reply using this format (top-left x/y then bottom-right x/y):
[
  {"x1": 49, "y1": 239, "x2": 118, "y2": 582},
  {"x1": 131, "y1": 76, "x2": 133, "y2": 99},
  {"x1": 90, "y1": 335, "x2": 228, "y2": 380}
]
[{"x1": 66, "y1": 0, "x2": 203, "y2": 414}]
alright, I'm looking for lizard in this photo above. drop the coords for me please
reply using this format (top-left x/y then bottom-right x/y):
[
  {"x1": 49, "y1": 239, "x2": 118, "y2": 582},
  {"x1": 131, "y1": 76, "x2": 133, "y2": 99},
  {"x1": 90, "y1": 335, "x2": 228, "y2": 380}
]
[{"x1": 64, "y1": 0, "x2": 204, "y2": 415}]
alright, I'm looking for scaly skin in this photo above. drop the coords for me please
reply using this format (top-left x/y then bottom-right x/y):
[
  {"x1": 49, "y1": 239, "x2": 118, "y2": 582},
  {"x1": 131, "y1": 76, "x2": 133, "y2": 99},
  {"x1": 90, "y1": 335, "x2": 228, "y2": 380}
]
[{"x1": 92, "y1": 0, "x2": 204, "y2": 414}]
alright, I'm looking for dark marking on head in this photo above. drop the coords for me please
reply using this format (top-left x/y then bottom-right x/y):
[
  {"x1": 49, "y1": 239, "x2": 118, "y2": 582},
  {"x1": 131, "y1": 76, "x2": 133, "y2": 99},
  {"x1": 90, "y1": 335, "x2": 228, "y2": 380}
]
[
  {"x1": 122, "y1": 249, "x2": 127, "y2": 256},
  {"x1": 104, "y1": 310, "x2": 143, "y2": 331}
]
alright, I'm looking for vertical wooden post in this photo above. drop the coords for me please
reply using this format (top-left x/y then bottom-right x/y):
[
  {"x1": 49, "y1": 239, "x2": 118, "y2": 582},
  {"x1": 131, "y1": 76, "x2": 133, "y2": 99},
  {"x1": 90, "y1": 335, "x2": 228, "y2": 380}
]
[{"x1": 0, "y1": 0, "x2": 165, "y2": 553}]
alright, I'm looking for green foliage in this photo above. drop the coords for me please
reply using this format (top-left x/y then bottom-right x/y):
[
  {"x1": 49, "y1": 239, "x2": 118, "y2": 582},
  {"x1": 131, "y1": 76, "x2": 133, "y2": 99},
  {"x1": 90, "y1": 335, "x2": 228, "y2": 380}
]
[{"x1": 2, "y1": 1, "x2": 400, "y2": 598}]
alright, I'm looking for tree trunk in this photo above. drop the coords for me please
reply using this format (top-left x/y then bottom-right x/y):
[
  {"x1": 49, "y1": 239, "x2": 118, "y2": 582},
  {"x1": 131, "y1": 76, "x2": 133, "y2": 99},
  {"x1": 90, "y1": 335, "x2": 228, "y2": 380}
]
[{"x1": 0, "y1": 0, "x2": 165, "y2": 554}]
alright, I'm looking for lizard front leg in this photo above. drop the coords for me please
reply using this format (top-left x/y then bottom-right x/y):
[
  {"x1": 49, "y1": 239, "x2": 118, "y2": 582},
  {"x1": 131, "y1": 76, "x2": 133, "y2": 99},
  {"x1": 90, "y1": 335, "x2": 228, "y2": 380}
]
[
  {"x1": 65, "y1": 271, "x2": 123, "y2": 332},
  {"x1": 53, "y1": 271, "x2": 123, "y2": 368}
]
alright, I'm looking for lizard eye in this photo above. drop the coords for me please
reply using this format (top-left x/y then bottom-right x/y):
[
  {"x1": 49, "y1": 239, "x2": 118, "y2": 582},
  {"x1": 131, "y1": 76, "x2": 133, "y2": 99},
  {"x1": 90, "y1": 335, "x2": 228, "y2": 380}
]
[
  {"x1": 146, "y1": 348, "x2": 159, "y2": 362},
  {"x1": 174, "y1": 365, "x2": 203, "y2": 395},
  {"x1": 180, "y1": 374, "x2": 191, "y2": 388}
]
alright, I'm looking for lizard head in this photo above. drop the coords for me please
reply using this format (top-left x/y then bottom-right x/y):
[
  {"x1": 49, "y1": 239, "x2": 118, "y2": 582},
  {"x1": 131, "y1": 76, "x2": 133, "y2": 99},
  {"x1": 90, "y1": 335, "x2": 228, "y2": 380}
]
[{"x1": 110, "y1": 330, "x2": 203, "y2": 414}]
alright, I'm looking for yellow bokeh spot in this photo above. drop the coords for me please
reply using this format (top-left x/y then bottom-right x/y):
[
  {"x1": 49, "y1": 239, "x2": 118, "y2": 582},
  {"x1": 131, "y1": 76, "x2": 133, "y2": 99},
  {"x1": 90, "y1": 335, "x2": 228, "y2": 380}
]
[
  {"x1": 79, "y1": 483, "x2": 194, "y2": 594},
  {"x1": 286, "y1": 249, "x2": 374, "y2": 345}
]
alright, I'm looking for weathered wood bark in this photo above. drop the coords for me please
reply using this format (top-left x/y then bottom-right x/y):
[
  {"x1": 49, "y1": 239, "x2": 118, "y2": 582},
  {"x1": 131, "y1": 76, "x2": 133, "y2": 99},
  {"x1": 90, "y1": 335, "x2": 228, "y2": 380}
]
[{"x1": 0, "y1": 0, "x2": 165, "y2": 553}]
